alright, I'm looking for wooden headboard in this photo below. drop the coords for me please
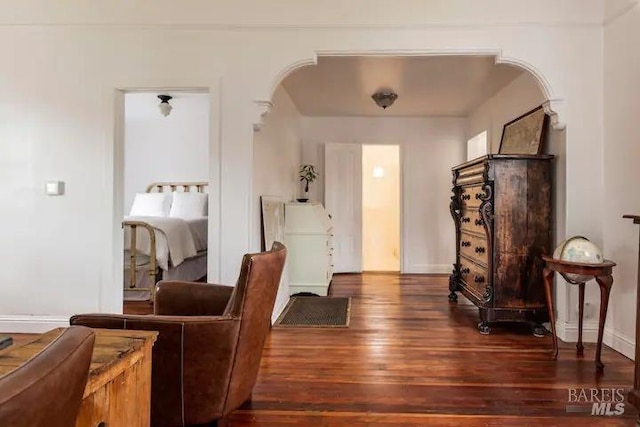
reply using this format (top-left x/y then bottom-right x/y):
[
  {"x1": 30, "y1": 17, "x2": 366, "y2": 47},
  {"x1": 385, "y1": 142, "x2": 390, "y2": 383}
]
[{"x1": 145, "y1": 182, "x2": 208, "y2": 193}]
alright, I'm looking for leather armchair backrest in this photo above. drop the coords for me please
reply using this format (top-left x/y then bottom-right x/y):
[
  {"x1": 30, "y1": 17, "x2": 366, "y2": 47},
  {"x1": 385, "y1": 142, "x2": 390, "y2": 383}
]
[
  {"x1": 222, "y1": 241, "x2": 286, "y2": 414},
  {"x1": 0, "y1": 326, "x2": 95, "y2": 427}
]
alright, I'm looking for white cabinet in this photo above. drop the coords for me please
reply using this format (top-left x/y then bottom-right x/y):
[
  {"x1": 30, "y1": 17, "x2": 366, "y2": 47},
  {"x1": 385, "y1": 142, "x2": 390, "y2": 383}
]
[{"x1": 284, "y1": 202, "x2": 334, "y2": 296}]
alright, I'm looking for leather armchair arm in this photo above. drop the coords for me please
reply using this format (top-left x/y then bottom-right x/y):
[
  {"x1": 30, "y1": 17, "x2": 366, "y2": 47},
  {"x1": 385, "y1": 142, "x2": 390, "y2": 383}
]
[
  {"x1": 70, "y1": 313, "x2": 237, "y2": 327},
  {"x1": 70, "y1": 313, "x2": 240, "y2": 426},
  {"x1": 154, "y1": 281, "x2": 234, "y2": 316}
]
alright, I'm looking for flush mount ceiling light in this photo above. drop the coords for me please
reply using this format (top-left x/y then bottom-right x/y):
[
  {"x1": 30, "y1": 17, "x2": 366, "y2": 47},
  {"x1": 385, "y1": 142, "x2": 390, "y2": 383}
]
[
  {"x1": 157, "y1": 95, "x2": 173, "y2": 117},
  {"x1": 371, "y1": 90, "x2": 398, "y2": 110}
]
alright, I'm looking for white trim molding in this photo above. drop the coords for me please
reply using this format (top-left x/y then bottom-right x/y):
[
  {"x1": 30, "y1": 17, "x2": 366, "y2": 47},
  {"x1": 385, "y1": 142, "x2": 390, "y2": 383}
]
[
  {"x1": 0, "y1": 316, "x2": 69, "y2": 334},
  {"x1": 555, "y1": 319, "x2": 599, "y2": 343},
  {"x1": 604, "y1": 327, "x2": 635, "y2": 360},
  {"x1": 554, "y1": 320, "x2": 635, "y2": 361}
]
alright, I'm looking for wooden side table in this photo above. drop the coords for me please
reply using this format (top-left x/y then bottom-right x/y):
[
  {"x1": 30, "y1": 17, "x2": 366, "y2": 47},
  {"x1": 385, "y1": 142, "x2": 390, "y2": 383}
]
[
  {"x1": 0, "y1": 328, "x2": 158, "y2": 427},
  {"x1": 541, "y1": 255, "x2": 616, "y2": 370}
]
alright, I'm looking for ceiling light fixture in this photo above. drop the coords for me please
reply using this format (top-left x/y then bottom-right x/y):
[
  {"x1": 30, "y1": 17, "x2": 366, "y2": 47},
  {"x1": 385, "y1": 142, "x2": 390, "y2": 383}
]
[
  {"x1": 371, "y1": 90, "x2": 398, "y2": 110},
  {"x1": 157, "y1": 95, "x2": 173, "y2": 117}
]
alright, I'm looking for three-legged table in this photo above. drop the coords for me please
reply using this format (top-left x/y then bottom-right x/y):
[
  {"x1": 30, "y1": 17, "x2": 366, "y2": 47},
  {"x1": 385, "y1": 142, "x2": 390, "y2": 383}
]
[{"x1": 541, "y1": 255, "x2": 616, "y2": 370}]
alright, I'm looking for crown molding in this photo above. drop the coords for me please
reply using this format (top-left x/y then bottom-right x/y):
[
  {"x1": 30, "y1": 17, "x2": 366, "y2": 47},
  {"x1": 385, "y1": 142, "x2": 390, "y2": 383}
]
[{"x1": 0, "y1": 21, "x2": 607, "y2": 30}]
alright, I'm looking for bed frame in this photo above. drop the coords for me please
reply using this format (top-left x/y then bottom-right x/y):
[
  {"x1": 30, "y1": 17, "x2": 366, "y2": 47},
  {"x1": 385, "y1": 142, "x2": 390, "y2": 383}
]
[{"x1": 123, "y1": 181, "x2": 208, "y2": 302}]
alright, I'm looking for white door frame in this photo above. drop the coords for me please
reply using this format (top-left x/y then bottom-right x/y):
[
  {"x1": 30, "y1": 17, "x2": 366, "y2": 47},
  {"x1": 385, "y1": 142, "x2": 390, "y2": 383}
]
[{"x1": 107, "y1": 86, "x2": 219, "y2": 314}]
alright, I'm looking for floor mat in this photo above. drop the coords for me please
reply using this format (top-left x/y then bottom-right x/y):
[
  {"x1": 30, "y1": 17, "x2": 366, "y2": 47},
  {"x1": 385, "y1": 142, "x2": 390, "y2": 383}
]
[{"x1": 274, "y1": 296, "x2": 351, "y2": 328}]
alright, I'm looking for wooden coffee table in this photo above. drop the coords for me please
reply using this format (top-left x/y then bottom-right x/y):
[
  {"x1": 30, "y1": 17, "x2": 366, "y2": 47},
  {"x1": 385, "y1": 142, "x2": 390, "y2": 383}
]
[{"x1": 0, "y1": 328, "x2": 157, "y2": 427}]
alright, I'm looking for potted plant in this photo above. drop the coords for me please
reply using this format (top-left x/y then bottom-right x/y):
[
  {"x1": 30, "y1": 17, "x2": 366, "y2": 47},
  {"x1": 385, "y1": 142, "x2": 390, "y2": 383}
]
[{"x1": 298, "y1": 164, "x2": 318, "y2": 202}]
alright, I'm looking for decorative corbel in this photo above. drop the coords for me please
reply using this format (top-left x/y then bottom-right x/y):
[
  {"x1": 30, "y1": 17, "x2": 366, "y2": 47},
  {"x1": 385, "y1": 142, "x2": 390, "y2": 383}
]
[
  {"x1": 252, "y1": 100, "x2": 274, "y2": 132},
  {"x1": 543, "y1": 99, "x2": 566, "y2": 131}
]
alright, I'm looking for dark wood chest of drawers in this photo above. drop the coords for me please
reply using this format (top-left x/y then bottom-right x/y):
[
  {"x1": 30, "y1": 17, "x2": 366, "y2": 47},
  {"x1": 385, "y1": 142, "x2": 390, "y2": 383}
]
[{"x1": 448, "y1": 154, "x2": 554, "y2": 334}]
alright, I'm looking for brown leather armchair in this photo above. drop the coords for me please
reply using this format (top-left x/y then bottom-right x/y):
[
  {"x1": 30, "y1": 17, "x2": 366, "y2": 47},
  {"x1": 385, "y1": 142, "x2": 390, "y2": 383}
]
[
  {"x1": 71, "y1": 242, "x2": 286, "y2": 427},
  {"x1": 0, "y1": 326, "x2": 95, "y2": 427}
]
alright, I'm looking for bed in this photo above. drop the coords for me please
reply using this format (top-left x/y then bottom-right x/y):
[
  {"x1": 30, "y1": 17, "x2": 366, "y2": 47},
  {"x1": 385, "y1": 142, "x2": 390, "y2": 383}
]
[{"x1": 123, "y1": 182, "x2": 208, "y2": 302}]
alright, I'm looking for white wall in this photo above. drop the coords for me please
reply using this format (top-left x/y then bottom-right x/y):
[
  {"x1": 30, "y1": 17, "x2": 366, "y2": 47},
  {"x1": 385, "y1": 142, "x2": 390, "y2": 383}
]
[
  {"x1": 0, "y1": 0, "x2": 615, "y2": 336},
  {"x1": 602, "y1": 4, "x2": 640, "y2": 358},
  {"x1": 253, "y1": 86, "x2": 302, "y2": 320},
  {"x1": 124, "y1": 92, "x2": 209, "y2": 213},
  {"x1": 300, "y1": 117, "x2": 466, "y2": 274},
  {"x1": 466, "y1": 73, "x2": 547, "y2": 151}
]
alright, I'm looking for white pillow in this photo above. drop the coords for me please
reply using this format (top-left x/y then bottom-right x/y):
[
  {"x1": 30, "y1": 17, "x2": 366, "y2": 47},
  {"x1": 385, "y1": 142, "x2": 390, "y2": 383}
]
[
  {"x1": 129, "y1": 193, "x2": 171, "y2": 217},
  {"x1": 169, "y1": 192, "x2": 208, "y2": 219}
]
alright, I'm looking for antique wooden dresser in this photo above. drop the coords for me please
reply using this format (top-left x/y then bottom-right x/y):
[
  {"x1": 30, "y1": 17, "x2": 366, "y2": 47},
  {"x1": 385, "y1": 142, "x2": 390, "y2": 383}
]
[{"x1": 448, "y1": 154, "x2": 554, "y2": 334}]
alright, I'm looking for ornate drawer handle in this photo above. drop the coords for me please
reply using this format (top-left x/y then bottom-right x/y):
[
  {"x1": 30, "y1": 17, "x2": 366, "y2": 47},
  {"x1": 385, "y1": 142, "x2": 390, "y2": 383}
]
[
  {"x1": 474, "y1": 219, "x2": 483, "y2": 226},
  {"x1": 461, "y1": 267, "x2": 470, "y2": 274},
  {"x1": 461, "y1": 217, "x2": 470, "y2": 223},
  {"x1": 475, "y1": 247, "x2": 486, "y2": 254},
  {"x1": 462, "y1": 194, "x2": 471, "y2": 201},
  {"x1": 461, "y1": 241, "x2": 471, "y2": 247},
  {"x1": 474, "y1": 276, "x2": 485, "y2": 283},
  {"x1": 475, "y1": 193, "x2": 483, "y2": 200}
]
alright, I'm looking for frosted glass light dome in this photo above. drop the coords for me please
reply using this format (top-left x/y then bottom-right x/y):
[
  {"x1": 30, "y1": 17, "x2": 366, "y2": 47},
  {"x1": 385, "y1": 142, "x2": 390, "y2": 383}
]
[{"x1": 553, "y1": 236, "x2": 604, "y2": 284}]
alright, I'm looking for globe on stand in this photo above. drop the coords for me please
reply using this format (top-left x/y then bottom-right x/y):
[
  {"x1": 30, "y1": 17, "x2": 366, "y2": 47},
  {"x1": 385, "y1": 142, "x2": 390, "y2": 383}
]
[{"x1": 552, "y1": 236, "x2": 604, "y2": 284}]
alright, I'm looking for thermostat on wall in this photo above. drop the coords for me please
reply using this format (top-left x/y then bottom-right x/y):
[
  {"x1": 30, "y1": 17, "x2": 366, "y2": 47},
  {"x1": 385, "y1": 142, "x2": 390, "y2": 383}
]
[{"x1": 45, "y1": 181, "x2": 65, "y2": 196}]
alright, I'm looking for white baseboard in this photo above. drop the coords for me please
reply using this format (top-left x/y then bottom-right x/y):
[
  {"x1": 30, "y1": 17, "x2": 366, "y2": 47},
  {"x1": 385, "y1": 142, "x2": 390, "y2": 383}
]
[
  {"x1": 404, "y1": 264, "x2": 451, "y2": 274},
  {"x1": 555, "y1": 320, "x2": 599, "y2": 342},
  {"x1": 604, "y1": 327, "x2": 635, "y2": 360},
  {"x1": 0, "y1": 315, "x2": 69, "y2": 333},
  {"x1": 555, "y1": 320, "x2": 635, "y2": 360}
]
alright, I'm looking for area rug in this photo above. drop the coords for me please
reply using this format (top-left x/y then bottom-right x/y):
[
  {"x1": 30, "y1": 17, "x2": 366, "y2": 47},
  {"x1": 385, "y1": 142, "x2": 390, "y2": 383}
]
[{"x1": 274, "y1": 296, "x2": 351, "y2": 328}]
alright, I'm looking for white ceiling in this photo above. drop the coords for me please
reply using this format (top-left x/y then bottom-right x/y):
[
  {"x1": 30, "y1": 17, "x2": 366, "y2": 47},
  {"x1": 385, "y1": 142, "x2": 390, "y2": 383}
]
[{"x1": 281, "y1": 56, "x2": 524, "y2": 117}]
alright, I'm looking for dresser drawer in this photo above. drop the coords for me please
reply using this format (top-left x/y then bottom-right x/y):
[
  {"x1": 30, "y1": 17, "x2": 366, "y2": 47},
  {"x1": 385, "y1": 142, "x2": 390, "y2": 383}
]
[
  {"x1": 459, "y1": 258, "x2": 489, "y2": 301},
  {"x1": 460, "y1": 207, "x2": 486, "y2": 235},
  {"x1": 460, "y1": 231, "x2": 488, "y2": 267},
  {"x1": 460, "y1": 184, "x2": 486, "y2": 209},
  {"x1": 455, "y1": 162, "x2": 486, "y2": 186}
]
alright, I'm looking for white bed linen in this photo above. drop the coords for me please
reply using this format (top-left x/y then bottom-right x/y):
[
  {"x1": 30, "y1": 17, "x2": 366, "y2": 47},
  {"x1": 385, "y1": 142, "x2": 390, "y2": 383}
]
[
  {"x1": 124, "y1": 251, "x2": 207, "y2": 301},
  {"x1": 124, "y1": 216, "x2": 197, "y2": 270},
  {"x1": 185, "y1": 217, "x2": 208, "y2": 252}
]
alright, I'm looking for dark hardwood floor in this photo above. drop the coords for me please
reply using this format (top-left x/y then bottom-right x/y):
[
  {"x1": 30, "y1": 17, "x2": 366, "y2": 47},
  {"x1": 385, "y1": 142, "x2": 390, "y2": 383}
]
[
  {"x1": 7, "y1": 273, "x2": 634, "y2": 425},
  {"x1": 224, "y1": 273, "x2": 637, "y2": 426}
]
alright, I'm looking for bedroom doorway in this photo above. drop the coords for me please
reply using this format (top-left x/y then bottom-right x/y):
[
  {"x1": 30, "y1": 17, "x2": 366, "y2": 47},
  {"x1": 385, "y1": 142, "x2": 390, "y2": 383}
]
[
  {"x1": 362, "y1": 145, "x2": 400, "y2": 272},
  {"x1": 122, "y1": 90, "x2": 210, "y2": 305}
]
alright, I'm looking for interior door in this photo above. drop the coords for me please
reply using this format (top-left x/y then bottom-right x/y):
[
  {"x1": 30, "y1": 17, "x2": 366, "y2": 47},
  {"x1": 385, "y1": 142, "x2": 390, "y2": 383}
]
[{"x1": 324, "y1": 143, "x2": 362, "y2": 273}]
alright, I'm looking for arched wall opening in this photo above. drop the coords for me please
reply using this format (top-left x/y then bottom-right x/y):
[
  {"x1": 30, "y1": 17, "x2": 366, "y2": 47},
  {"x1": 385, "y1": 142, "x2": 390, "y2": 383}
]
[{"x1": 253, "y1": 52, "x2": 567, "y2": 327}]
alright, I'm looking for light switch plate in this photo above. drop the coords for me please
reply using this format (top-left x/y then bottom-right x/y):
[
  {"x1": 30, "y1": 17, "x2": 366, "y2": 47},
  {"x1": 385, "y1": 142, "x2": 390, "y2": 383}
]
[{"x1": 45, "y1": 181, "x2": 65, "y2": 196}]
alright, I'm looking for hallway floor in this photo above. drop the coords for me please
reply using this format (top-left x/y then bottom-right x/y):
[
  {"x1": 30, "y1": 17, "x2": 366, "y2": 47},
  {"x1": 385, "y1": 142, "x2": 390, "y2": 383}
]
[{"x1": 225, "y1": 273, "x2": 637, "y2": 426}]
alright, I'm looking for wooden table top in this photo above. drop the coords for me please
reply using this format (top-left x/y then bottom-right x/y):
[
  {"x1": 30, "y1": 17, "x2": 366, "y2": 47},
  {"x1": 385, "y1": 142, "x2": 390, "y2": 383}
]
[
  {"x1": 541, "y1": 255, "x2": 616, "y2": 275},
  {"x1": 0, "y1": 328, "x2": 157, "y2": 397}
]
